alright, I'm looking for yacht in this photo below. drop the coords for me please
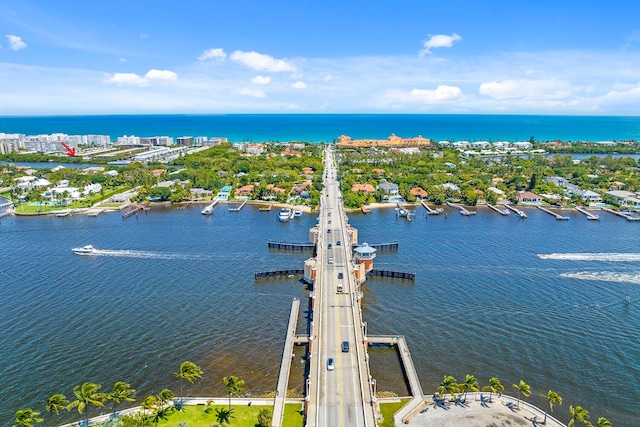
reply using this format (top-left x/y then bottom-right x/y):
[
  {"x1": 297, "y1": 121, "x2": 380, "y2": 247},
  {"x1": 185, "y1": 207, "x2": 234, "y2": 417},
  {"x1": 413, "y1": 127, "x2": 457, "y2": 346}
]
[
  {"x1": 72, "y1": 245, "x2": 97, "y2": 255},
  {"x1": 278, "y1": 208, "x2": 294, "y2": 222}
]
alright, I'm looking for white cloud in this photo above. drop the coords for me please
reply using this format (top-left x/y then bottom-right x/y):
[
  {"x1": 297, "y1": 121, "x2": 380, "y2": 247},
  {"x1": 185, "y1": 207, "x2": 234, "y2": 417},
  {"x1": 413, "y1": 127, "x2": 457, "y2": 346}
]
[
  {"x1": 409, "y1": 86, "x2": 463, "y2": 103},
  {"x1": 230, "y1": 50, "x2": 296, "y2": 72},
  {"x1": 119, "y1": 57, "x2": 127, "y2": 63},
  {"x1": 198, "y1": 48, "x2": 227, "y2": 61},
  {"x1": 104, "y1": 69, "x2": 177, "y2": 86},
  {"x1": 6, "y1": 35, "x2": 27, "y2": 51},
  {"x1": 251, "y1": 75, "x2": 271, "y2": 85},
  {"x1": 145, "y1": 69, "x2": 178, "y2": 81},
  {"x1": 479, "y1": 79, "x2": 578, "y2": 100},
  {"x1": 239, "y1": 88, "x2": 266, "y2": 98},
  {"x1": 323, "y1": 74, "x2": 333, "y2": 82},
  {"x1": 420, "y1": 33, "x2": 461, "y2": 55},
  {"x1": 291, "y1": 81, "x2": 306, "y2": 89},
  {"x1": 104, "y1": 73, "x2": 149, "y2": 86}
]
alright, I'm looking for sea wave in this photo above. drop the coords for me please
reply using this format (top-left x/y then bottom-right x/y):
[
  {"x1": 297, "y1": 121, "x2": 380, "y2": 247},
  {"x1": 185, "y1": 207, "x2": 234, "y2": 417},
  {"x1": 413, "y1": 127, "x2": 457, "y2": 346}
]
[
  {"x1": 560, "y1": 271, "x2": 640, "y2": 284},
  {"x1": 537, "y1": 252, "x2": 640, "y2": 262}
]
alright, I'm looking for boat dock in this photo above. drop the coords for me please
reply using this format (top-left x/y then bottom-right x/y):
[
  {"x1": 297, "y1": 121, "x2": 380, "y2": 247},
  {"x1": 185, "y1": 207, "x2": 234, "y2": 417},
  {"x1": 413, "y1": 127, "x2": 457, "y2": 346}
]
[
  {"x1": 366, "y1": 335, "x2": 424, "y2": 424},
  {"x1": 268, "y1": 240, "x2": 316, "y2": 251},
  {"x1": 396, "y1": 201, "x2": 414, "y2": 221},
  {"x1": 361, "y1": 204, "x2": 369, "y2": 214},
  {"x1": 575, "y1": 206, "x2": 600, "y2": 220},
  {"x1": 201, "y1": 199, "x2": 219, "y2": 215},
  {"x1": 504, "y1": 204, "x2": 528, "y2": 218},
  {"x1": 420, "y1": 200, "x2": 444, "y2": 215},
  {"x1": 272, "y1": 298, "x2": 300, "y2": 427},
  {"x1": 228, "y1": 200, "x2": 247, "y2": 212},
  {"x1": 446, "y1": 201, "x2": 476, "y2": 216},
  {"x1": 367, "y1": 269, "x2": 415, "y2": 280},
  {"x1": 122, "y1": 203, "x2": 149, "y2": 218},
  {"x1": 87, "y1": 209, "x2": 105, "y2": 217},
  {"x1": 601, "y1": 207, "x2": 640, "y2": 221},
  {"x1": 537, "y1": 205, "x2": 569, "y2": 220},
  {"x1": 487, "y1": 203, "x2": 510, "y2": 216},
  {"x1": 254, "y1": 268, "x2": 305, "y2": 279},
  {"x1": 259, "y1": 204, "x2": 272, "y2": 212},
  {"x1": 56, "y1": 211, "x2": 71, "y2": 217}
]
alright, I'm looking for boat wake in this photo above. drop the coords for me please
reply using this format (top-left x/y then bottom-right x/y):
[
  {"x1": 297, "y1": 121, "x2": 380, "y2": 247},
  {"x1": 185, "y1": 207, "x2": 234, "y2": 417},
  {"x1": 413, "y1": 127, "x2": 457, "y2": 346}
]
[
  {"x1": 83, "y1": 249, "x2": 212, "y2": 260},
  {"x1": 537, "y1": 252, "x2": 640, "y2": 262},
  {"x1": 560, "y1": 271, "x2": 640, "y2": 284}
]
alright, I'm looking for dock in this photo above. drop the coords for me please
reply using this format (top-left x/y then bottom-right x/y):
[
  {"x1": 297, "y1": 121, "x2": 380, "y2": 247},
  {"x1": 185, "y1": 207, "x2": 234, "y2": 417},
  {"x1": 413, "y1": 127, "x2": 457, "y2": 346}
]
[
  {"x1": 254, "y1": 268, "x2": 305, "y2": 279},
  {"x1": 228, "y1": 200, "x2": 247, "y2": 212},
  {"x1": 122, "y1": 203, "x2": 149, "y2": 218},
  {"x1": 601, "y1": 207, "x2": 640, "y2": 221},
  {"x1": 272, "y1": 298, "x2": 300, "y2": 427},
  {"x1": 366, "y1": 335, "x2": 424, "y2": 424},
  {"x1": 361, "y1": 204, "x2": 369, "y2": 214},
  {"x1": 56, "y1": 211, "x2": 71, "y2": 217},
  {"x1": 487, "y1": 203, "x2": 510, "y2": 216},
  {"x1": 87, "y1": 209, "x2": 105, "y2": 217},
  {"x1": 367, "y1": 269, "x2": 415, "y2": 280},
  {"x1": 395, "y1": 201, "x2": 414, "y2": 221},
  {"x1": 446, "y1": 201, "x2": 476, "y2": 216},
  {"x1": 537, "y1": 205, "x2": 569, "y2": 220},
  {"x1": 259, "y1": 204, "x2": 272, "y2": 212},
  {"x1": 504, "y1": 204, "x2": 528, "y2": 218},
  {"x1": 575, "y1": 206, "x2": 600, "y2": 220},
  {"x1": 268, "y1": 240, "x2": 316, "y2": 251},
  {"x1": 201, "y1": 199, "x2": 219, "y2": 215},
  {"x1": 420, "y1": 200, "x2": 444, "y2": 215}
]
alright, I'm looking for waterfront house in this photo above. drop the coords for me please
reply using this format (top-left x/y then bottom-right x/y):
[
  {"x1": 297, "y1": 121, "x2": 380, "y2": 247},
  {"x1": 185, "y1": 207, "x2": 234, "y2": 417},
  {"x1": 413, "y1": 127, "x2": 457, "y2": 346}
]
[
  {"x1": 573, "y1": 189, "x2": 602, "y2": 203},
  {"x1": 217, "y1": 185, "x2": 232, "y2": 200},
  {"x1": 377, "y1": 181, "x2": 399, "y2": 196},
  {"x1": 235, "y1": 184, "x2": 255, "y2": 199},
  {"x1": 518, "y1": 191, "x2": 542, "y2": 203},
  {"x1": 190, "y1": 188, "x2": 213, "y2": 199},
  {"x1": 410, "y1": 187, "x2": 429, "y2": 199},
  {"x1": 266, "y1": 184, "x2": 287, "y2": 194},
  {"x1": 351, "y1": 183, "x2": 376, "y2": 194},
  {"x1": 605, "y1": 190, "x2": 640, "y2": 207},
  {"x1": 291, "y1": 181, "x2": 312, "y2": 195}
]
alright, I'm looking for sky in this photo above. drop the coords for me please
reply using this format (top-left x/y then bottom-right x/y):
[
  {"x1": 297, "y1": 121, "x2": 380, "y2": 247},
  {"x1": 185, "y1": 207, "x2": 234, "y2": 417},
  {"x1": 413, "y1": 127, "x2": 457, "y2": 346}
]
[{"x1": 1, "y1": 0, "x2": 640, "y2": 115}]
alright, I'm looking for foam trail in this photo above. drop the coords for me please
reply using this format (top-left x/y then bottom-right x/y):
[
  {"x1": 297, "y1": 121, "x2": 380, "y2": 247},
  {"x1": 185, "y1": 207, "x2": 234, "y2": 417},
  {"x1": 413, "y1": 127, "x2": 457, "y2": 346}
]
[
  {"x1": 89, "y1": 249, "x2": 212, "y2": 260},
  {"x1": 561, "y1": 271, "x2": 640, "y2": 284},
  {"x1": 538, "y1": 253, "x2": 640, "y2": 262}
]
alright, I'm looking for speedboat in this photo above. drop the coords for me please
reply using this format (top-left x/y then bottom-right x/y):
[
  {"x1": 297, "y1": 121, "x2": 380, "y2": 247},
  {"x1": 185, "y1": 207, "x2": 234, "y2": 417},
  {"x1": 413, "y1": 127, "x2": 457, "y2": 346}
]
[
  {"x1": 72, "y1": 245, "x2": 97, "y2": 255},
  {"x1": 293, "y1": 210, "x2": 303, "y2": 218},
  {"x1": 279, "y1": 208, "x2": 293, "y2": 222},
  {"x1": 201, "y1": 205, "x2": 214, "y2": 215}
]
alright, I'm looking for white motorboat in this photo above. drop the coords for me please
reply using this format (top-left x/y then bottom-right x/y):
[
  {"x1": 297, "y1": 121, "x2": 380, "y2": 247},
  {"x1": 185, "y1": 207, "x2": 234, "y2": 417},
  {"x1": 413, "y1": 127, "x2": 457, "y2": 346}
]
[
  {"x1": 293, "y1": 210, "x2": 303, "y2": 218},
  {"x1": 278, "y1": 208, "x2": 294, "y2": 222},
  {"x1": 72, "y1": 245, "x2": 97, "y2": 255}
]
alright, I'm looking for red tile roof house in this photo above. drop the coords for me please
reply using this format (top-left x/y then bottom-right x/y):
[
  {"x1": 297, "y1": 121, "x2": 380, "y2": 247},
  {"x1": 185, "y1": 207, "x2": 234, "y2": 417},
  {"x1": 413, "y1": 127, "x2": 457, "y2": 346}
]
[
  {"x1": 410, "y1": 187, "x2": 429, "y2": 199},
  {"x1": 518, "y1": 191, "x2": 542, "y2": 204},
  {"x1": 351, "y1": 183, "x2": 376, "y2": 194},
  {"x1": 234, "y1": 184, "x2": 255, "y2": 199}
]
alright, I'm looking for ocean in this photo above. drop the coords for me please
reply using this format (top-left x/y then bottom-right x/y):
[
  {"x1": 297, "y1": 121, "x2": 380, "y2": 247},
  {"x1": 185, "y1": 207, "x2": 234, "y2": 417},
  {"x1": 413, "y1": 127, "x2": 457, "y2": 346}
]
[
  {"x1": 1, "y1": 205, "x2": 639, "y2": 426},
  {"x1": 1, "y1": 114, "x2": 639, "y2": 142}
]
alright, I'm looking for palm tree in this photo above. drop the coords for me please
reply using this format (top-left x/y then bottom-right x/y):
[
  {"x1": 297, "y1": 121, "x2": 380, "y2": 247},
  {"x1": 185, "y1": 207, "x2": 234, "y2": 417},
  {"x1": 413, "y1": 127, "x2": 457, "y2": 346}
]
[
  {"x1": 156, "y1": 388, "x2": 175, "y2": 412},
  {"x1": 215, "y1": 408, "x2": 235, "y2": 425},
  {"x1": 459, "y1": 374, "x2": 479, "y2": 401},
  {"x1": 511, "y1": 379, "x2": 531, "y2": 410},
  {"x1": 540, "y1": 390, "x2": 562, "y2": 424},
  {"x1": 67, "y1": 382, "x2": 106, "y2": 427},
  {"x1": 45, "y1": 394, "x2": 69, "y2": 425},
  {"x1": 568, "y1": 405, "x2": 591, "y2": 427},
  {"x1": 223, "y1": 375, "x2": 245, "y2": 411},
  {"x1": 13, "y1": 408, "x2": 43, "y2": 427},
  {"x1": 436, "y1": 375, "x2": 459, "y2": 399},
  {"x1": 482, "y1": 377, "x2": 504, "y2": 403},
  {"x1": 596, "y1": 417, "x2": 611, "y2": 427},
  {"x1": 173, "y1": 361, "x2": 203, "y2": 406},
  {"x1": 106, "y1": 381, "x2": 136, "y2": 418}
]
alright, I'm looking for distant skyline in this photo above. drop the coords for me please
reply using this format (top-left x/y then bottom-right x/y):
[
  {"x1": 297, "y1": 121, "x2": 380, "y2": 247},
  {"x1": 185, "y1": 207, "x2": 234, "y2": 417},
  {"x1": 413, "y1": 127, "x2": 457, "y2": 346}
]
[{"x1": 1, "y1": 0, "x2": 640, "y2": 116}]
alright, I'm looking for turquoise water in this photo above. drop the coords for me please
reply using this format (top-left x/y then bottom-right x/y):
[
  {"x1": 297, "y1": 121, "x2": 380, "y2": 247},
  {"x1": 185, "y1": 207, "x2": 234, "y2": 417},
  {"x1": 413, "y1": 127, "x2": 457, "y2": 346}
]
[{"x1": 1, "y1": 114, "x2": 639, "y2": 142}]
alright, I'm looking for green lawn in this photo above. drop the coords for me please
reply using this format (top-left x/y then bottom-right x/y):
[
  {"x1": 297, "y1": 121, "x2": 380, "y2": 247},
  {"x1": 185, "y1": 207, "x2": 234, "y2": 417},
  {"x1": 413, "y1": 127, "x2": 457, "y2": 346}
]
[
  {"x1": 143, "y1": 403, "x2": 304, "y2": 427},
  {"x1": 14, "y1": 186, "x2": 130, "y2": 215},
  {"x1": 378, "y1": 399, "x2": 409, "y2": 427}
]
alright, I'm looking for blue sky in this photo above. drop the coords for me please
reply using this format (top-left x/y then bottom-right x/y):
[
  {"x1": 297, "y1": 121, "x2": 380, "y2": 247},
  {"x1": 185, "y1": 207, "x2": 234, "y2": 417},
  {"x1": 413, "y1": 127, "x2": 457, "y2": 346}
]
[{"x1": 1, "y1": 0, "x2": 640, "y2": 115}]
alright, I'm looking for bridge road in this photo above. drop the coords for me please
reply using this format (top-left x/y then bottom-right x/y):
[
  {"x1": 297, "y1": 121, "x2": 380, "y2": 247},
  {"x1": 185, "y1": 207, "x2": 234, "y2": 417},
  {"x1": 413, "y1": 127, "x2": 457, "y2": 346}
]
[{"x1": 306, "y1": 146, "x2": 376, "y2": 427}]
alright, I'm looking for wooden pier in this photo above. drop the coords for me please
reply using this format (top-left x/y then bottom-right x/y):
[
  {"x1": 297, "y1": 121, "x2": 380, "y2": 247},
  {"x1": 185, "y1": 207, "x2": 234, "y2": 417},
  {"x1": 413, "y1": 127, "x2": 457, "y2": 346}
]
[
  {"x1": 268, "y1": 240, "x2": 316, "y2": 251},
  {"x1": 504, "y1": 203, "x2": 527, "y2": 218},
  {"x1": 446, "y1": 200, "x2": 476, "y2": 216},
  {"x1": 420, "y1": 200, "x2": 444, "y2": 215},
  {"x1": 367, "y1": 269, "x2": 415, "y2": 280},
  {"x1": 254, "y1": 268, "x2": 305, "y2": 279},
  {"x1": 272, "y1": 298, "x2": 300, "y2": 427},
  {"x1": 361, "y1": 204, "x2": 369, "y2": 214},
  {"x1": 259, "y1": 204, "x2": 272, "y2": 212},
  {"x1": 122, "y1": 202, "x2": 149, "y2": 218},
  {"x1": 56, "y1": 211, "x2": 71, "y2": 217},
  {"x1": 575, "y1": 206, "x2": 600, "y2": 220},
  {"x1": 487, "y1": 203, "x2": 510, "y2": 216},
  {"x1": 537, "y1": 205, "x2": 569, "y2": 220},
  {"x1": 228, "y1": 200, "x2": 247, "y2": 212},
  {"x1": 601, "y1": 207, "x2": 640, "y2": 221}
]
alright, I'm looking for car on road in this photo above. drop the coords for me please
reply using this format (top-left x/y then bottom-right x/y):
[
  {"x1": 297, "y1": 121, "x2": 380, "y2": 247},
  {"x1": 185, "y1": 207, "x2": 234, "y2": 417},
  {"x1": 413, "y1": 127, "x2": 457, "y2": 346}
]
[
  {"x1": 328, "y1": 243, "x2": 332, "y2": 249},
  {"x1": 342, "y1": 341, "x2": 349, "y2": 352},
  {"x1": 337, "y1": 284, "x2": 343, "y2": 293},
  {"x1": 327, "y1": 229, "x2": 331, "y2": 233},
  {"x1": 336, "y1": 240, "x2": 341, "y2": 246},
  {"x1": 338, "y1": 272, "x2": 343, "y2": 279},
  {"x1": 328, "y1": 257, "x2": 334, "y2": 264},
  {"x1": 327, "y1": 358, "x2": 335, "y2": 371}
]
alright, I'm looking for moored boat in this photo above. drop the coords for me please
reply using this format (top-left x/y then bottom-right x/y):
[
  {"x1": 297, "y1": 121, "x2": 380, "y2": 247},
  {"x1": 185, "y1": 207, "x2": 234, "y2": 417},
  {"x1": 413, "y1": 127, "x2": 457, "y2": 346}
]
[{"x1": 278, "y1": 208, "x2": 293, "y2": 222}]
